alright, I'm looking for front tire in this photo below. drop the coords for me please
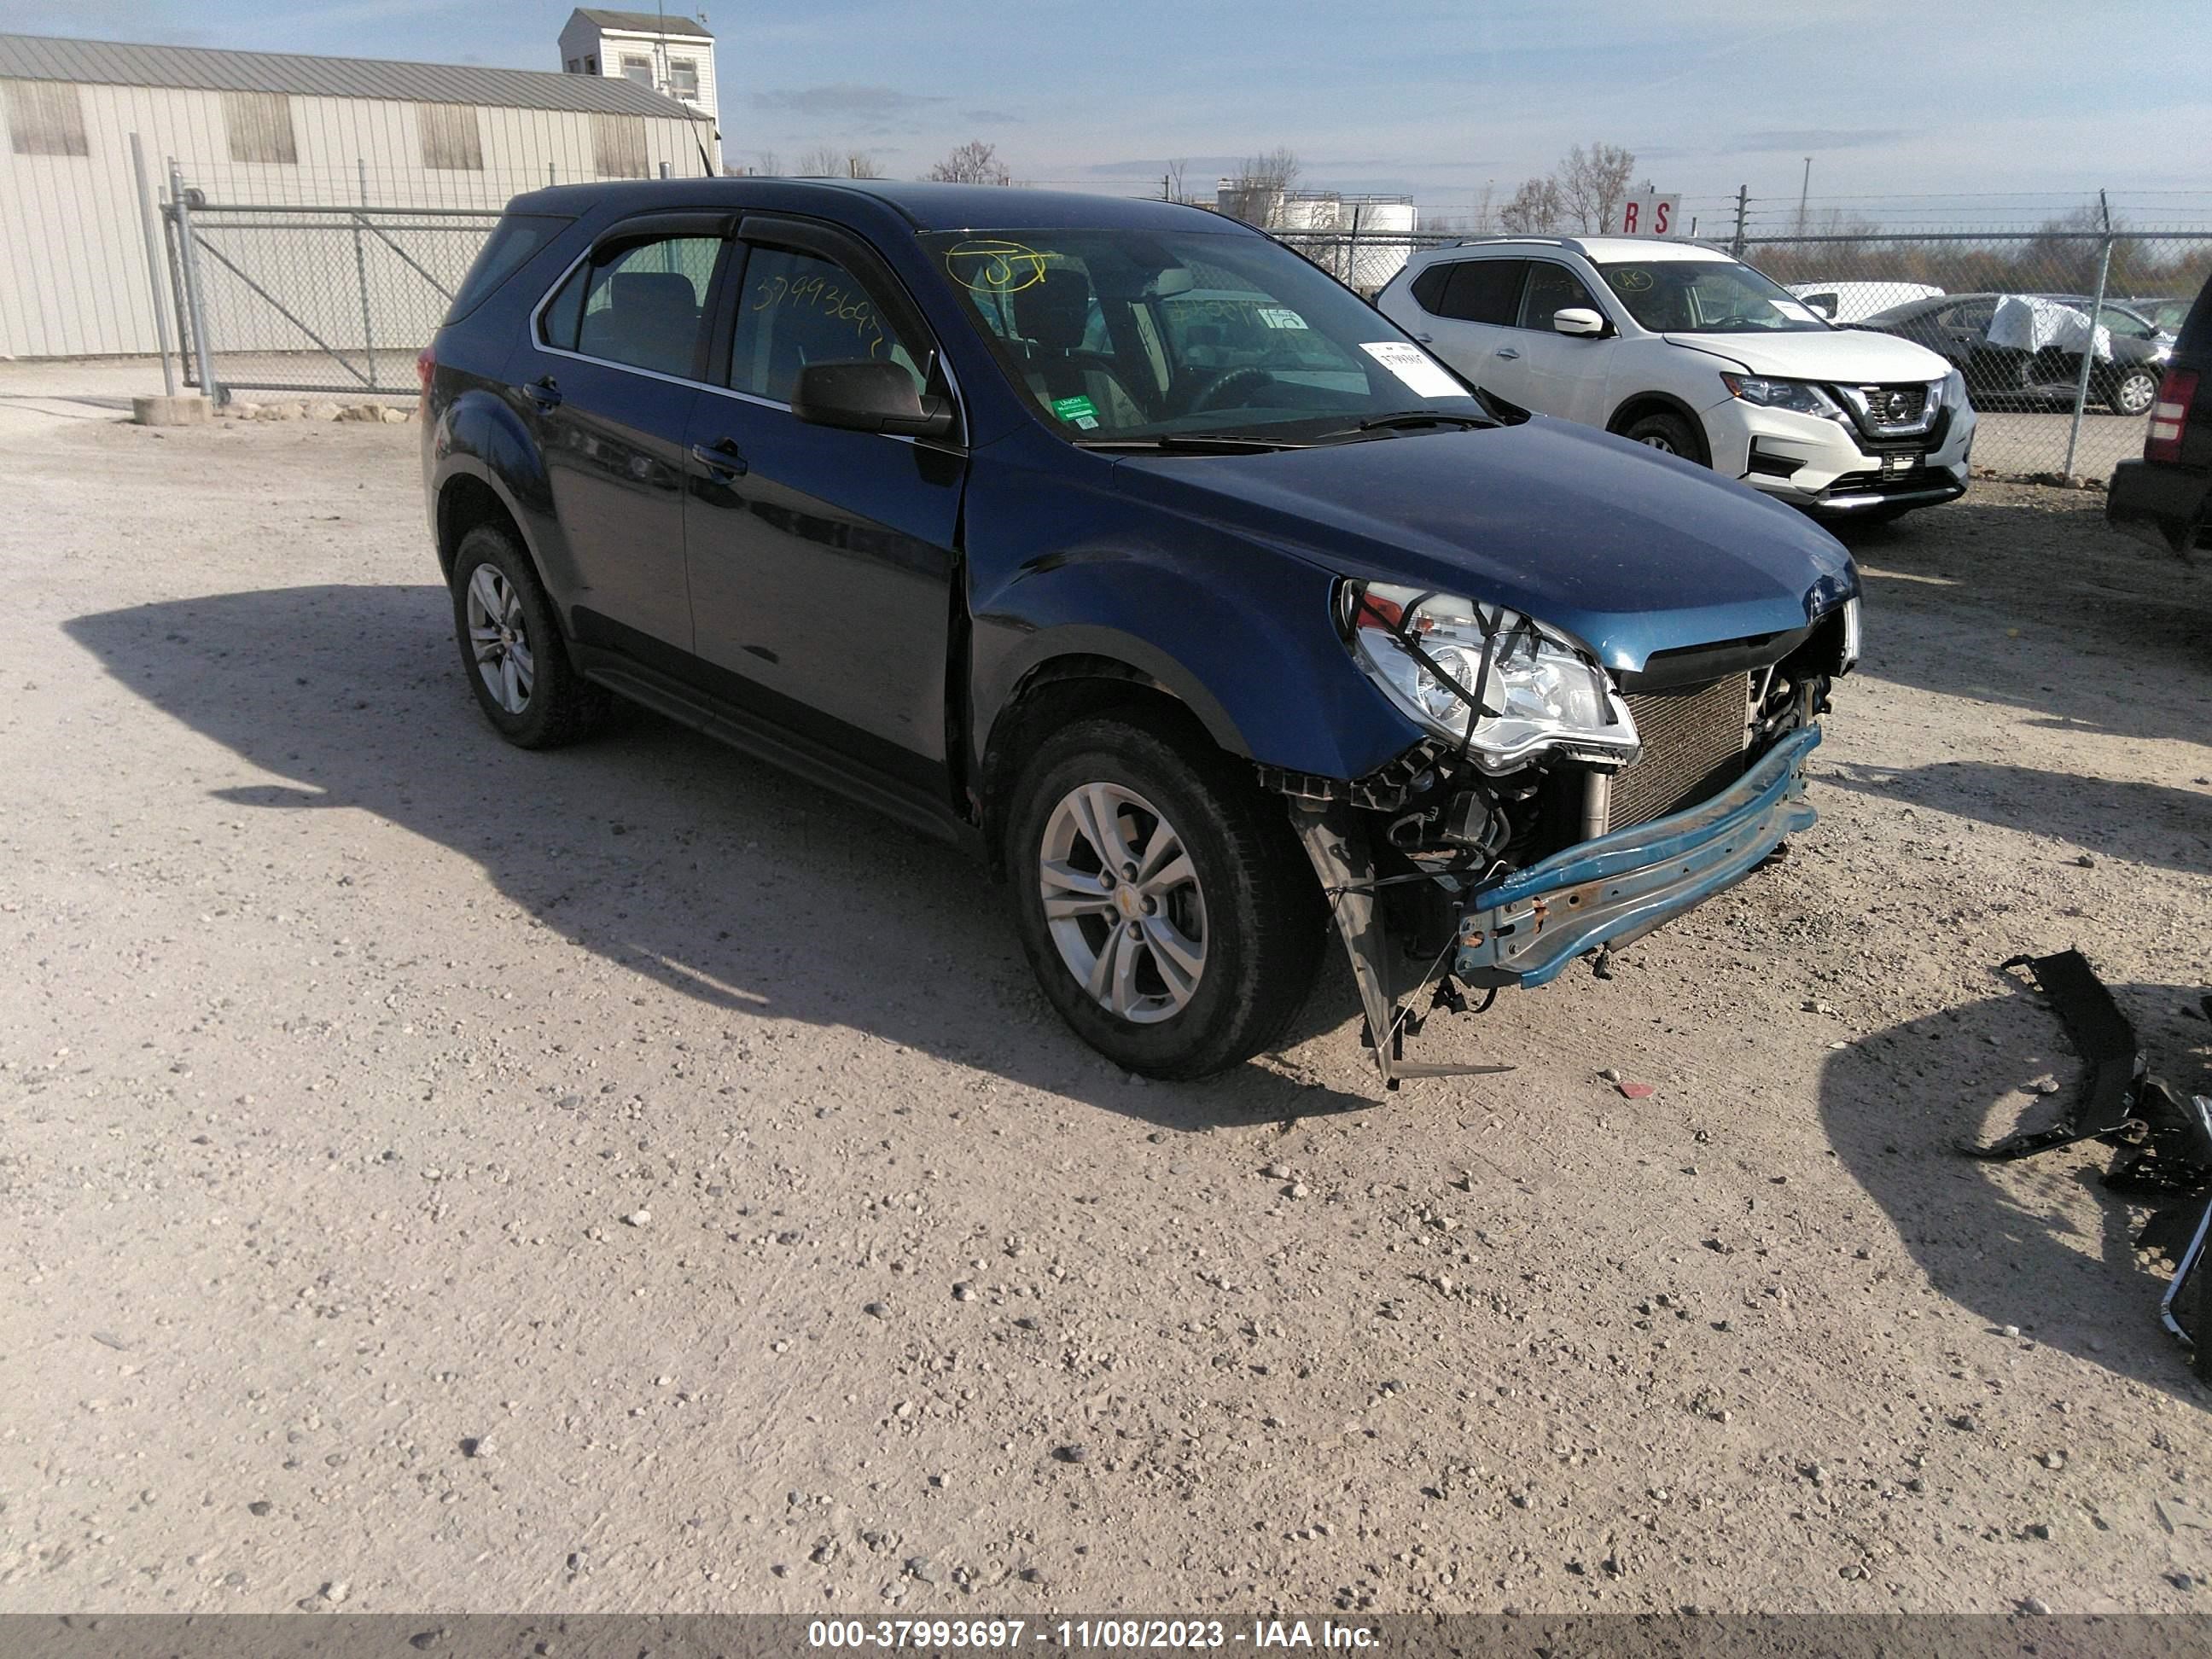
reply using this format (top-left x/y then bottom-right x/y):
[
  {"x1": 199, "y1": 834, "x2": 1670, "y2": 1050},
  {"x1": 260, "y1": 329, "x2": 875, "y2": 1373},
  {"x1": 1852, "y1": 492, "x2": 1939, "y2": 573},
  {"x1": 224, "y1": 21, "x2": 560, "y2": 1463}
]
[
  {"x1": 1621, "y1": 409, "x2": 1702, "y2": 462},
  {"x1": 1006, "y1": 715, "x2": 1324, "y2": 1080},
  {"x1": 2106, "y1": 366, "x2": 2159, "y2": 417},
  {"x1": 449, "y1": 523, "x2": 608, "y2": 748}
]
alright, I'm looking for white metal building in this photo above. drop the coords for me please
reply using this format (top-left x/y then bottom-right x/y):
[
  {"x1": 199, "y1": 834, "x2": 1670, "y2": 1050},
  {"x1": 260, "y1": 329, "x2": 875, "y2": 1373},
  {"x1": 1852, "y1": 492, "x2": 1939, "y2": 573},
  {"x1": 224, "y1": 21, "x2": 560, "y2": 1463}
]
[
  {"x1": 0, "y1": 31, "x2": 716, "y2": 358},
  {"x1": 557, "y1": 8, "x2": 720, "y2": 168}
]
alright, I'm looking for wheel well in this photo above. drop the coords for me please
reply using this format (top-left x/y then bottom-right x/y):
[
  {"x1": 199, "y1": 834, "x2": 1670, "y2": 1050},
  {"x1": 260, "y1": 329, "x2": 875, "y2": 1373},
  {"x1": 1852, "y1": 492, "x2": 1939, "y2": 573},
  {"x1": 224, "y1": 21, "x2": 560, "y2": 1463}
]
[
  {"x1": 979, "y1": 659, "x2": 1218, "y2": 879},
  {"x1": 435, "y1": 474, "x2": 524, "y2": 580},
  {"x1": 1607, "y1": 393, "x2": 1712, "y2": 466}
]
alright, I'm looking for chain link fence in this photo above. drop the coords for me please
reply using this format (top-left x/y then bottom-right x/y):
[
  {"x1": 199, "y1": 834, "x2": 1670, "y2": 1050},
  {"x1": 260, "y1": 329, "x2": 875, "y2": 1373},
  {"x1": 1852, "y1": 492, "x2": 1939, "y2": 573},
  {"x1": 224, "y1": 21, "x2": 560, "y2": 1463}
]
[{"x1": 166, "y1": 178, "x2": 502, "y2": 398}]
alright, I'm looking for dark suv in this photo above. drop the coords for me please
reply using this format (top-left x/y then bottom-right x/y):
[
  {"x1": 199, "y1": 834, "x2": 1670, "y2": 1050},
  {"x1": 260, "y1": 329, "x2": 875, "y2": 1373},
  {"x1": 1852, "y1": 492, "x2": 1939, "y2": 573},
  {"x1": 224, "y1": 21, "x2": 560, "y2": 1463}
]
[
  {"x1": 2107, "y1": 273, "x2": 2212, "y2": 556},
  {"x1": 421, "y1": 180, "x2": 1860, "y2": 1086}
]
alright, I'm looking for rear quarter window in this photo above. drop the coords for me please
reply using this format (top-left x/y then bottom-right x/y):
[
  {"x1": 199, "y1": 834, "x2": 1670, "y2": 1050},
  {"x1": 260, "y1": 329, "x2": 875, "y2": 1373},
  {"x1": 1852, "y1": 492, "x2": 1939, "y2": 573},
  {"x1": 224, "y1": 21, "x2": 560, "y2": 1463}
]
[{"x1": 445, "y1": 213, "x2": 573, "y2": 323}]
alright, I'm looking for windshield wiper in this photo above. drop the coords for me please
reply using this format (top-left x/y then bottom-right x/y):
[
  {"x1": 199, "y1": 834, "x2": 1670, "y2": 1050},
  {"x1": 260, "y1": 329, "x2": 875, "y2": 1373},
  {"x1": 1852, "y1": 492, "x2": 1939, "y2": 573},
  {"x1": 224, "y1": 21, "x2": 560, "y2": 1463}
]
[
  {"x1": 1349, "y1": 410, "x2": 1493, "y2": 434},
  {"x1": 1074, "y1": 433, "x2": 1314, "y2": 453}
]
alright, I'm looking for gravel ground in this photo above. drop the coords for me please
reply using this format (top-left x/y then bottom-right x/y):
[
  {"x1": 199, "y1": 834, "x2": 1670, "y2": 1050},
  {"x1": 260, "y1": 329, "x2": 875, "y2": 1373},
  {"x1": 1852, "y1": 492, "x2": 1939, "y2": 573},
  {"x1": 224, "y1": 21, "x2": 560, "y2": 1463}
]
[{"x1": 1, "y1": 410, "x2": 2208, "y2": 1617}]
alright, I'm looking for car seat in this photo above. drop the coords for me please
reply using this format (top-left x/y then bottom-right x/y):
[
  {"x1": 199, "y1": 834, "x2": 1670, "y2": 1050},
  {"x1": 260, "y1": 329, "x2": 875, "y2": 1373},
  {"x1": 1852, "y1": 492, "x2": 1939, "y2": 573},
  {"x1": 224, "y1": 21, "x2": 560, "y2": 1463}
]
[
  {"x1": 579, "y1": 271, "x2": 700, "y2": 377},
  {"x1": 1011, "y1": 268, "x2": 1147, "y2": 427}
]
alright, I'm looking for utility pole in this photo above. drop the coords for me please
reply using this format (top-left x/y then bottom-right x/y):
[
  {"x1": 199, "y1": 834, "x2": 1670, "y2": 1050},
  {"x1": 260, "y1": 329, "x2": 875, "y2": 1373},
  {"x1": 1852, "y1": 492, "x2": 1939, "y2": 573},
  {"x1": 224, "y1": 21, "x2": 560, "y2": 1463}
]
[
  {"x1": 1796, "y1": 155, "x2": 1812, "y2": 234},
  {"x1": 1731, "y1": 185, "x2": 1749, "y2": 257}
]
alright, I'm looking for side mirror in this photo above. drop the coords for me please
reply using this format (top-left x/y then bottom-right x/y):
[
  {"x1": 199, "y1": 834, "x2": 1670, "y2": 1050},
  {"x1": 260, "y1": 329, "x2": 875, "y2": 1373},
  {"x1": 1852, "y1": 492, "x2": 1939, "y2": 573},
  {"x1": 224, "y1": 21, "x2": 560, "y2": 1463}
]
[
  {"x1": 1803, "y1": 300, "x2": 1835, "y2": 320},
  {"x1": 789, "y1": 361, "x2": 955, "y2": 439},
  {"x1": 1551, "y1": 306, "x2": 1607, "y2": 337}
]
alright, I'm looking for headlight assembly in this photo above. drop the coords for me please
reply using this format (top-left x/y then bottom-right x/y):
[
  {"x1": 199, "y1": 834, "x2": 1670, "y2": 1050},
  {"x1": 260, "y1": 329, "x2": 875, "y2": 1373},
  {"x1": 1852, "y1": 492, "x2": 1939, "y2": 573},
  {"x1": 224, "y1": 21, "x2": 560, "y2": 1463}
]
[
  {"x1": 1720, "y1": 371, "x2": 1848, "y2": 422},
  {"x1": 1345, "y1": 582, "x2": 1639, "y2": 772}
]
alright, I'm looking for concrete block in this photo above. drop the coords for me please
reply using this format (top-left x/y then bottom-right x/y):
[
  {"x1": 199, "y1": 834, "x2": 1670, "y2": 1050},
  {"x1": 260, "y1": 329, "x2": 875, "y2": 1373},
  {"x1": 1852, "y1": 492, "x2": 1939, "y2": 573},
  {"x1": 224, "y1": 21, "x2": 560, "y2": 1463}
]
[{"x1": 132, "y1": 394, "x2": 212, "y2": 427}]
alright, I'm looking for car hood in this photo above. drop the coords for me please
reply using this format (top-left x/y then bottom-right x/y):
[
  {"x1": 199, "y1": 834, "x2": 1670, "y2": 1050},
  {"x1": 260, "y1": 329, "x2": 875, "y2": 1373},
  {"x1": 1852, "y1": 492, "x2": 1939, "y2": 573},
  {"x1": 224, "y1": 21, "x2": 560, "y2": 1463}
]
[
  {"x1": 1664, "y1": 327, "x2": 1951, "y2": 382},
  {"x1": 1112, "y1": 417, "x2": 1856, "y2": 675}
]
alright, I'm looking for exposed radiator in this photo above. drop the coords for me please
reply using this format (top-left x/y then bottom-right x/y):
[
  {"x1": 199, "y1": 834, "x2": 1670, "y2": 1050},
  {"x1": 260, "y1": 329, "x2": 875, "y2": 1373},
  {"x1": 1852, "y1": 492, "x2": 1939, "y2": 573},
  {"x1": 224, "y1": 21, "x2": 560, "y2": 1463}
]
[{"x1": 1610, "y1": 673, "x2": 1754, "y2": 830}]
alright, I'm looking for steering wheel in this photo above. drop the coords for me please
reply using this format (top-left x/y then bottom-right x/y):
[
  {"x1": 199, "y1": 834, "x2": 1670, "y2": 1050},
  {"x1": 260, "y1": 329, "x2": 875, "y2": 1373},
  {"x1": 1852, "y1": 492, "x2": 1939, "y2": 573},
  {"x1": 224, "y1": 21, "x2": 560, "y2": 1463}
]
[{"x1": 1184, "y1": 365, "x2": 1278, "y2": 416}]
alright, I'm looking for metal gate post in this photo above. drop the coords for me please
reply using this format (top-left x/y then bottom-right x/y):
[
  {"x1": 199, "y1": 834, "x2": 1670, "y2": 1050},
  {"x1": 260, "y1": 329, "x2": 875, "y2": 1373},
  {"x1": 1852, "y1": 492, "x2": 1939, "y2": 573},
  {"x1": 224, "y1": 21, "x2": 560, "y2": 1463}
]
[
  {"x1": 2062, "y1": 190, "x2": 2115, "y2": 480},
  {"x1": 352, "y1": 158, "x2": 378, "y2": 391},
  {"x1": 168, "y1": 160, "x2": 221, "y2": 404},
  {"x1": 129, "y1": 133, "x2": 178, "y2": 397}
]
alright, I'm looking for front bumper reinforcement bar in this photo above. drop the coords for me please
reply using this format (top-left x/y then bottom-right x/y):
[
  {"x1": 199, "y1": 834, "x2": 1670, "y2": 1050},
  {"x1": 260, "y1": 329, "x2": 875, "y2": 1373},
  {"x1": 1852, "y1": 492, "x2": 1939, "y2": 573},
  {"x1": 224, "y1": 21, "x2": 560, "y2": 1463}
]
[{"x1": 1454, "y1": 725, "x2": 1819, "y2": 988}]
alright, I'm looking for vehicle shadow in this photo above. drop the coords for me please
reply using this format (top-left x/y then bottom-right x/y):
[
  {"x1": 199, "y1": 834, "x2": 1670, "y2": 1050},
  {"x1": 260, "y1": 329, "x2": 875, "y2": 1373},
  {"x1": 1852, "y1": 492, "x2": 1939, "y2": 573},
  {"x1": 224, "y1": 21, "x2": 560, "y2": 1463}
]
[
  {"x1": 1825, "y1": 759, "x2": 2212, "y2": 875},
  {"x1": 1829, "y1": 498, "x2": 2212, "y2": 748},
  {"x1": 1821, "y1": 967, "x2": 2209, "y2": 1399},
  {"x1": 65, "y1": 584, "x2": 1382, "y2": 1127}
]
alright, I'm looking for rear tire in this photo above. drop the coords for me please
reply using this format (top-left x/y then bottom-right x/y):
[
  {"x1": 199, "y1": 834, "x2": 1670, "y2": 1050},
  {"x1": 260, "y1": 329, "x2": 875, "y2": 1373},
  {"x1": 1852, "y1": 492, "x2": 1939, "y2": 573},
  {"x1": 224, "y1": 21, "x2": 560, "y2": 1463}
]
[
  {"x1": 1005, "y1": 715, "x2": 1325, "y2": 1079},
  {"x1": 1621, "y1": 409, "x2": 1703, "y2": 463},
  {"x1": 449, "y1": 523, "x2": 608, "y2": 749}
]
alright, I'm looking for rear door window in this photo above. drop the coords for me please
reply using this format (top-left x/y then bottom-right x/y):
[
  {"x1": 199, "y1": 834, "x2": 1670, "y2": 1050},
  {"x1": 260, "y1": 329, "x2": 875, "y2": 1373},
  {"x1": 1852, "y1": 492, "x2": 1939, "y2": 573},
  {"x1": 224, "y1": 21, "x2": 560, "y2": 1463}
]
[
  {"x1": 566, "y1": 233, "x2": 723, "y2": 378},
  {"x1": 1436, "y1": 259, "x2": 1528, "y2": 325}
]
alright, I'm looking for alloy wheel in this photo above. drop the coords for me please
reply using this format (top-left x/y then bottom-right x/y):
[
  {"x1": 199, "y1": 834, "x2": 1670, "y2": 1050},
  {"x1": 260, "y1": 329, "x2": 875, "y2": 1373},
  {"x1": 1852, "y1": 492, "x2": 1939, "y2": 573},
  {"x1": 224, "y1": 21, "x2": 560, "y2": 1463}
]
[
  {"x1": 465, "y1": 564, "x2": 535, "y2": 714},
  {"x1": 2115, "y1": 370, "x2": 2158, "y2": 416},
  {"x1": 1038, "y1": 782, "x2": 1208, "y2": 1025}
]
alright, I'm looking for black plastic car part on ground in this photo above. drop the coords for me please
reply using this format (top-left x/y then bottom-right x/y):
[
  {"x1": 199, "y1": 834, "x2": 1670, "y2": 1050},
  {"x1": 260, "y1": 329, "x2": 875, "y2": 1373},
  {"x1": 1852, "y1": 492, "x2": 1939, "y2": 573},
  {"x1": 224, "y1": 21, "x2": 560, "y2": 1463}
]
[
  {"x1": 2107, "y1": 273, "x2": 2212, "y2": 557},
  {"x1": 418, "y1": 178, "x2": 1860, "y2": 1086}
]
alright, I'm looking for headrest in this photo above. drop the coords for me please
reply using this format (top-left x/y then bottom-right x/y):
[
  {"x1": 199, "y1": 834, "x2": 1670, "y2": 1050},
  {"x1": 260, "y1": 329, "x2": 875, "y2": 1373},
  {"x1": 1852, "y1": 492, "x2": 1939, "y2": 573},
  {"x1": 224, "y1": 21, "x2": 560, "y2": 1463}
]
[
  {"x1": 609, "y1": 271, "x2": 697, "y2": 317},
  {"x1": 1013, "y1": 266, "x2": 1092, "y2": 352}
]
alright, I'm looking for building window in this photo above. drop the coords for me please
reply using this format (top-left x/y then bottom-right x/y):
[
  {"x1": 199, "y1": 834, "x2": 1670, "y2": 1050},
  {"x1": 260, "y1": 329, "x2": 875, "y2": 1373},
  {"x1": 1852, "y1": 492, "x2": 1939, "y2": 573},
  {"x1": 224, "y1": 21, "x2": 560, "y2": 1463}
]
[
  {"x1": 591, "y1": 113, "x2": 648, "y2": 179},
  {"x1": 620, "y1": 54, "x2": 654, "y2": 86},
  {"x1": 668, "y1": 58, "x2": 699, "y2": 101},
  {"x1": 5, "y1": 79, "x2": 89, "y2": 156},
  {"x1": 566, "y1": 57, "x2": 580, "y2": 73},
  {"x1": 417, "y1": 103, "x2": 483, "y2": 171},
  {"x1": 222, "y1": 90, "x2": 298, "y2": 164},
  {"x1": 585, "y1": 55, "x2": 597, "y2": 73}
]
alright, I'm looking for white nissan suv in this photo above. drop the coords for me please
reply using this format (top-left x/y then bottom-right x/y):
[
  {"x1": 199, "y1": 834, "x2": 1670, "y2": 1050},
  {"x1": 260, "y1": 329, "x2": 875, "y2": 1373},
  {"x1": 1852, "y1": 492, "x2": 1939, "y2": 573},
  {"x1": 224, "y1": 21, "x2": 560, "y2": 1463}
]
[{"x1": 1377, "y1": 236, "x2": 1974, "y2": 521}]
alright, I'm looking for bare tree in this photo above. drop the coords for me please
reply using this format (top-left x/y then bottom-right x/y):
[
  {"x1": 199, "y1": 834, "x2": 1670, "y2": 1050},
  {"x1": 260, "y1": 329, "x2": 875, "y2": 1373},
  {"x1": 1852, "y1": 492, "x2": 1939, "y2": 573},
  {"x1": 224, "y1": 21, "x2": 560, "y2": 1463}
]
[
  {"x1": 1164, "y1": 156, "x2": 1188, "y2": 201},
  {"x1": 1556, "y1": 142, "x2": 1637, "y2": 233},
  {"x1": 751, "y1": 148, "x2": 782, "y2": 178},
  {"x1": 927, "y1": 140, "x2": 1012, "y2": 185},
  {"x1": 795, "y1": 146, "x2": 882, "y2": 178},
  {"x1": 1233, "y1": 146, "x2": 1301, "y2": 196},
  {"x1": 1498, "y1": 176, "x2": 1563, "y2": 236},
  {"x1": 1220, "y1": 147, "x2": 1301, "y2": 228}
]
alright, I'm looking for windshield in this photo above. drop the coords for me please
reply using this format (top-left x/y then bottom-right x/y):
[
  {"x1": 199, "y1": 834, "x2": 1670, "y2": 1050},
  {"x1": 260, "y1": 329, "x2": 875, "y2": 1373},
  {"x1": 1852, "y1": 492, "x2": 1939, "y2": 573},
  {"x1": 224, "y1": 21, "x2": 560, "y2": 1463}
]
[
  {"x1": 919, "y1": 228, "x2": 1486, "y2": 443},
  {"x1": 1596, "y1": 258, "x2": 1830, "y2": 335}
]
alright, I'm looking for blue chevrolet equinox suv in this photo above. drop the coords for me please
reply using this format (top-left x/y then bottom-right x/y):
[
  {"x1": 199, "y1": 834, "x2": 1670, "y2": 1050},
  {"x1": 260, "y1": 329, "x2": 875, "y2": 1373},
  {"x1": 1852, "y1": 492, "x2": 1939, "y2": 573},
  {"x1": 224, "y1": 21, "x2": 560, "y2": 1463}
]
[{"x1": 421, "y1": 180, "x2": 1861, "y2": 1086}]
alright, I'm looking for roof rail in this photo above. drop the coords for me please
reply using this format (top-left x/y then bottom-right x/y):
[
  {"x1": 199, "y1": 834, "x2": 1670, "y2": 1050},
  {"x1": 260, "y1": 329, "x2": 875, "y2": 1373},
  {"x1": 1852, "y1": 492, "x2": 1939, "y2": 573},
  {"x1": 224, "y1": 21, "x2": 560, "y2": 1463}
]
[{"x1": 1451, "y1": 235, "x2": 1591, "y2": 256}]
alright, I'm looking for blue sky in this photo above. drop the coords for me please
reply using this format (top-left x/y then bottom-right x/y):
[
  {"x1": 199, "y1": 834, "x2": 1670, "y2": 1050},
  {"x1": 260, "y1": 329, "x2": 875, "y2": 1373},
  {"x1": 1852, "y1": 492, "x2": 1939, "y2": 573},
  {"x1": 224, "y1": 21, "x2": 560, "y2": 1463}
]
[{"x1": 3, "y1": 0, "x2": 2208, "y2": 221}]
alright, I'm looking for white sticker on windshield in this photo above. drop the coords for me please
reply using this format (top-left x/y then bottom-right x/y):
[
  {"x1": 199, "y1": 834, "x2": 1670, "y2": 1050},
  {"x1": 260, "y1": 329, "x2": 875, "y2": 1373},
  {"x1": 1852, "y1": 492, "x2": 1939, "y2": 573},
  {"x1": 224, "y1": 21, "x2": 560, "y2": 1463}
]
[
  {"x1": 1773, "y1": 300, "x2": 1818, "y2": 321},
  {"x1": 1360, "y1": 341, "x2": 1462, "y2": 398},
  {"x1": 1257, "y1": 307, "x2": 1308, "y2": 330}
]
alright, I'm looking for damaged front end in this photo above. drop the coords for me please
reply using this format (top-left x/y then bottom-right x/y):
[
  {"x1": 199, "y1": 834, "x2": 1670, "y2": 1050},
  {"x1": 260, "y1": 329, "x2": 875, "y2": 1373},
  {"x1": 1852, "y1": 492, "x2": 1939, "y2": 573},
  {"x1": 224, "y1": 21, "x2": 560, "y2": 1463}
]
[{"x1": 1272, "y1": 580, "x2": 1854, "y2": 1088}]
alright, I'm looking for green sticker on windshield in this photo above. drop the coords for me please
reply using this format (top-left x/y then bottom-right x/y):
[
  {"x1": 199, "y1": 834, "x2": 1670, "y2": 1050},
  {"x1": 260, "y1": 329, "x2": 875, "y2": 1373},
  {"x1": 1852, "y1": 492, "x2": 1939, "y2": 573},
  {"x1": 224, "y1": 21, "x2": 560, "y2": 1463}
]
[{"x1": 1051, "y1": 394, "x2": 1100, "y2": 430}]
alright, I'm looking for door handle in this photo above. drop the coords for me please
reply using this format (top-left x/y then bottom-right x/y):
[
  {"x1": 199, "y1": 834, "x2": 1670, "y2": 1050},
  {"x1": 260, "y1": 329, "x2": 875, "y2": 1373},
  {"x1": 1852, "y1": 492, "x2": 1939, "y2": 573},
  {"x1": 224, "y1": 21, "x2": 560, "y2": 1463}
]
[
  {"x1": 523, "y1": 375, "x2": 561, "y2": 410},
  {"x1": 1493, "y1": 346, "x2": 1522, "y2": 360},
  {"x1": 690, "y1": 438, "x2": 748, "y2": 478}
]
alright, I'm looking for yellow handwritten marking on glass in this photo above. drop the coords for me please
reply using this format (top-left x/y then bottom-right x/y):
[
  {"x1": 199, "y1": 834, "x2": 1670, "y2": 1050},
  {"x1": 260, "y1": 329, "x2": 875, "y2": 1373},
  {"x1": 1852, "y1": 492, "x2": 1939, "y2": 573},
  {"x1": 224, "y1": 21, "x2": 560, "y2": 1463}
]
[
  {"x1": 748, "y1": 272, "x2": 890, "y2": 358},
  {"x1": 1608, "y1": 268, "x2": 1654, "y2": 294},
  {"x1": 942, "y1": 239, "x2": 1050, "y2": 295}
]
